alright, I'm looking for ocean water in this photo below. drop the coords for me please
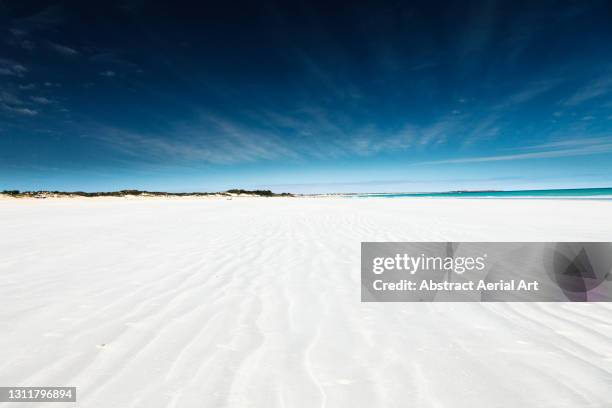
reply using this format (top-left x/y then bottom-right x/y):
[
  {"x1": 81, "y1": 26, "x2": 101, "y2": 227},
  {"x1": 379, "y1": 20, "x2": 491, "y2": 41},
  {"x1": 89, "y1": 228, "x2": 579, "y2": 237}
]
[{"x1": 356, "y1": 187, "x2": 612, "y2": 199}]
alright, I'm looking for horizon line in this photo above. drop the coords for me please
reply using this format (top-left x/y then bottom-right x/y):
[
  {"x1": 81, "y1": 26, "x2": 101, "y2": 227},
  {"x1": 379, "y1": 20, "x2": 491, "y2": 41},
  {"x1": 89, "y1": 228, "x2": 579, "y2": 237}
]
[{"x1": 2, "y1": 186, "x2": 612, "y2": 196}]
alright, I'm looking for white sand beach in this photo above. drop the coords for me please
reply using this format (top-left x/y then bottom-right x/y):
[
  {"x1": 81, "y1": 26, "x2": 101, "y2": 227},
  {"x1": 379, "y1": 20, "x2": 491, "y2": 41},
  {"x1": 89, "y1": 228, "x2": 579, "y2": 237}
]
[{"x1": 1, "y1": 197, "x2": 611, "y2": 408}]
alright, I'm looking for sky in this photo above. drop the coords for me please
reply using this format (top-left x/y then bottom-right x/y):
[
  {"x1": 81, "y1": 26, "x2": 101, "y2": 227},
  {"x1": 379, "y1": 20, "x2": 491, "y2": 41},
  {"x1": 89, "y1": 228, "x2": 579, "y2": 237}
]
[{"x1": 1, "y1": 0, "x2": 612, "y2": 193}]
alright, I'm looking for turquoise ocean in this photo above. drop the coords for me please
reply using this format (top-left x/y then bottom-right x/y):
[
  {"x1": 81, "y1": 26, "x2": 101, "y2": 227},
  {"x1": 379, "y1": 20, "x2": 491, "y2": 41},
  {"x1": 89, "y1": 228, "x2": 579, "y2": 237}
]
[{"x1": 356, "y1": 187, "x2": 612, "y2": 199}]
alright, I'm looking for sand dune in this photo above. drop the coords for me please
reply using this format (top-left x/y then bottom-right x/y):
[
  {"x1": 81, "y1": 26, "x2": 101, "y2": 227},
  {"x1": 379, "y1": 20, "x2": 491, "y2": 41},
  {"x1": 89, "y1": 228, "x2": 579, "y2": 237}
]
[{"x1": 1, "y1": 197, "x2": 611, "y2": 408}]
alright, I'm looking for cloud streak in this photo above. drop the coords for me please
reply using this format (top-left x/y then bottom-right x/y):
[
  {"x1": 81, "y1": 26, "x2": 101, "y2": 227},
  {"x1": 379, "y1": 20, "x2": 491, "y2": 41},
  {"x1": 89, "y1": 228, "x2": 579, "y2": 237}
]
[
  {"x1": 87, "y1": 114, "x2": 299, "y2": 165},
  {"x1": 49, "y1": 42, "x2": 78, "y2": 56},
  {"x1": 420, "y1": 139, "x2": 612, "y2": 165},
  {"x1": 2, "y1": 105, "x2": 38, "y2": 116},
  {"x1": 563, "y1": 74, "x2": 612, "y2": 106},
  {"x1": 30, "y1": 96, "x2": 53, "y2": 104},
  {"x1": 0, "y1": 59, "x2": 28, "y2": 77}
]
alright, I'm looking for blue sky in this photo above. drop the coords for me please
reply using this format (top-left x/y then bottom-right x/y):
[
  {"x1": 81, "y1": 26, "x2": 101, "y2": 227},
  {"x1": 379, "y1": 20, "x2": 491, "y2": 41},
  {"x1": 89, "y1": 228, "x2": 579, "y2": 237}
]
[{"x1": 1, "y1": 0, "x2": 612, "y2": 193}]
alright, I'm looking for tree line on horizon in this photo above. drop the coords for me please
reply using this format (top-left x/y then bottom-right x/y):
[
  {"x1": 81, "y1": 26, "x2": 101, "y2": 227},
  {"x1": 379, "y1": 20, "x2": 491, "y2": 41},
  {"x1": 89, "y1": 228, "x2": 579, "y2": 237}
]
[{"x1": 1, "y1": 189, "x2": 293, "y2": 197}]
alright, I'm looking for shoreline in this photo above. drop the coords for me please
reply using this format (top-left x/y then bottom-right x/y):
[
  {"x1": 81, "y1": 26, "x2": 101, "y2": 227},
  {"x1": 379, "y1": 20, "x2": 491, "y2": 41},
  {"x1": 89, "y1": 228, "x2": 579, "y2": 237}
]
[
  {"x1": 2, "y1": 194, "x2": 612, "y2": 202},
  {"x1": 3, "y1": 186, "x2": 611, "y2": 201}
]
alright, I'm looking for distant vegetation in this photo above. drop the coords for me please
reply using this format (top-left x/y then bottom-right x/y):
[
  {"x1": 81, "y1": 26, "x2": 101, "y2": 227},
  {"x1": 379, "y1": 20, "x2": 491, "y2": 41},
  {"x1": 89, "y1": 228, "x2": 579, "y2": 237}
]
[
  {"x1": 1, "y1": 189, "x2": 293, "y2": 198},
  {"x1": 226, "y1": 189, "x2": 292, "y2": 197}
]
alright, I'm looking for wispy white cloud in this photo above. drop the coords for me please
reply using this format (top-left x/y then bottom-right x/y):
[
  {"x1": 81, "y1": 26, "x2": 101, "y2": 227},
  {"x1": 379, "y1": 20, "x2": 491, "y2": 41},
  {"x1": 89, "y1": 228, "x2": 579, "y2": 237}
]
[
  {"x1": 0, "y1": 90, "x2": 25, "y2": 105},
  {"x1": 418, "y1": 116, "x2": 458, "y2": 146},
  {"x1": 8, "y1": 28, "x2": 27, "y2": 37},
  {"x1": 350, "y1": 125, "x2": 414, "y2": 156},
  {"x1": 30, "y1": 96, "x2": 53, "y2": 104},
  {"x1": 493, "y1": 80, "x2": 559, "y2": 110},
  {"x1": 516, "y1": 136, "x2": 612, "y2": 150},
  {"x1": 244, "y1": 106, "x2": 415, "y2": 158},
  {"x1": 0, "y1": 59, "x2": 28, "y2": 77},
  {"x1": 0, "y1": 84, "x2": 56, "y2": 117},
  {"x1": 563, "y1": 74, "x2": 612, "y2": 106},
  {"x1": 414, "y1": 111, "x2": 499, "y2": 148},
  {"x1": 420, "y1": 137, "x2": 612, "y2": 165},
  {"x1": 87, "y1": 113, "x2": 299, "y2": 165},
  {"x1": 6, "y1": 33, "x2": 36, "y2": 51},
  {"x1": 416, "y1": 80, "x2": 560, "y2": 148},
  {"x1": 263, "y1": 176, "x2": 528, "y2": 189},
  {"x1": 0, "y1": 88, "x2": 39, "y2": 116},
  {"x1": 49, "y1": 42, "x2": 78, "y2": 56},
  {"x1": 2, "y1": 105, "x2": 38, "y2": 116},
  {"x1": 461, "y1": 113, "x2": 501, "y2": 146},
  {"x1": 10, "y1": 4, "x2": 67, "y2": 33}
]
